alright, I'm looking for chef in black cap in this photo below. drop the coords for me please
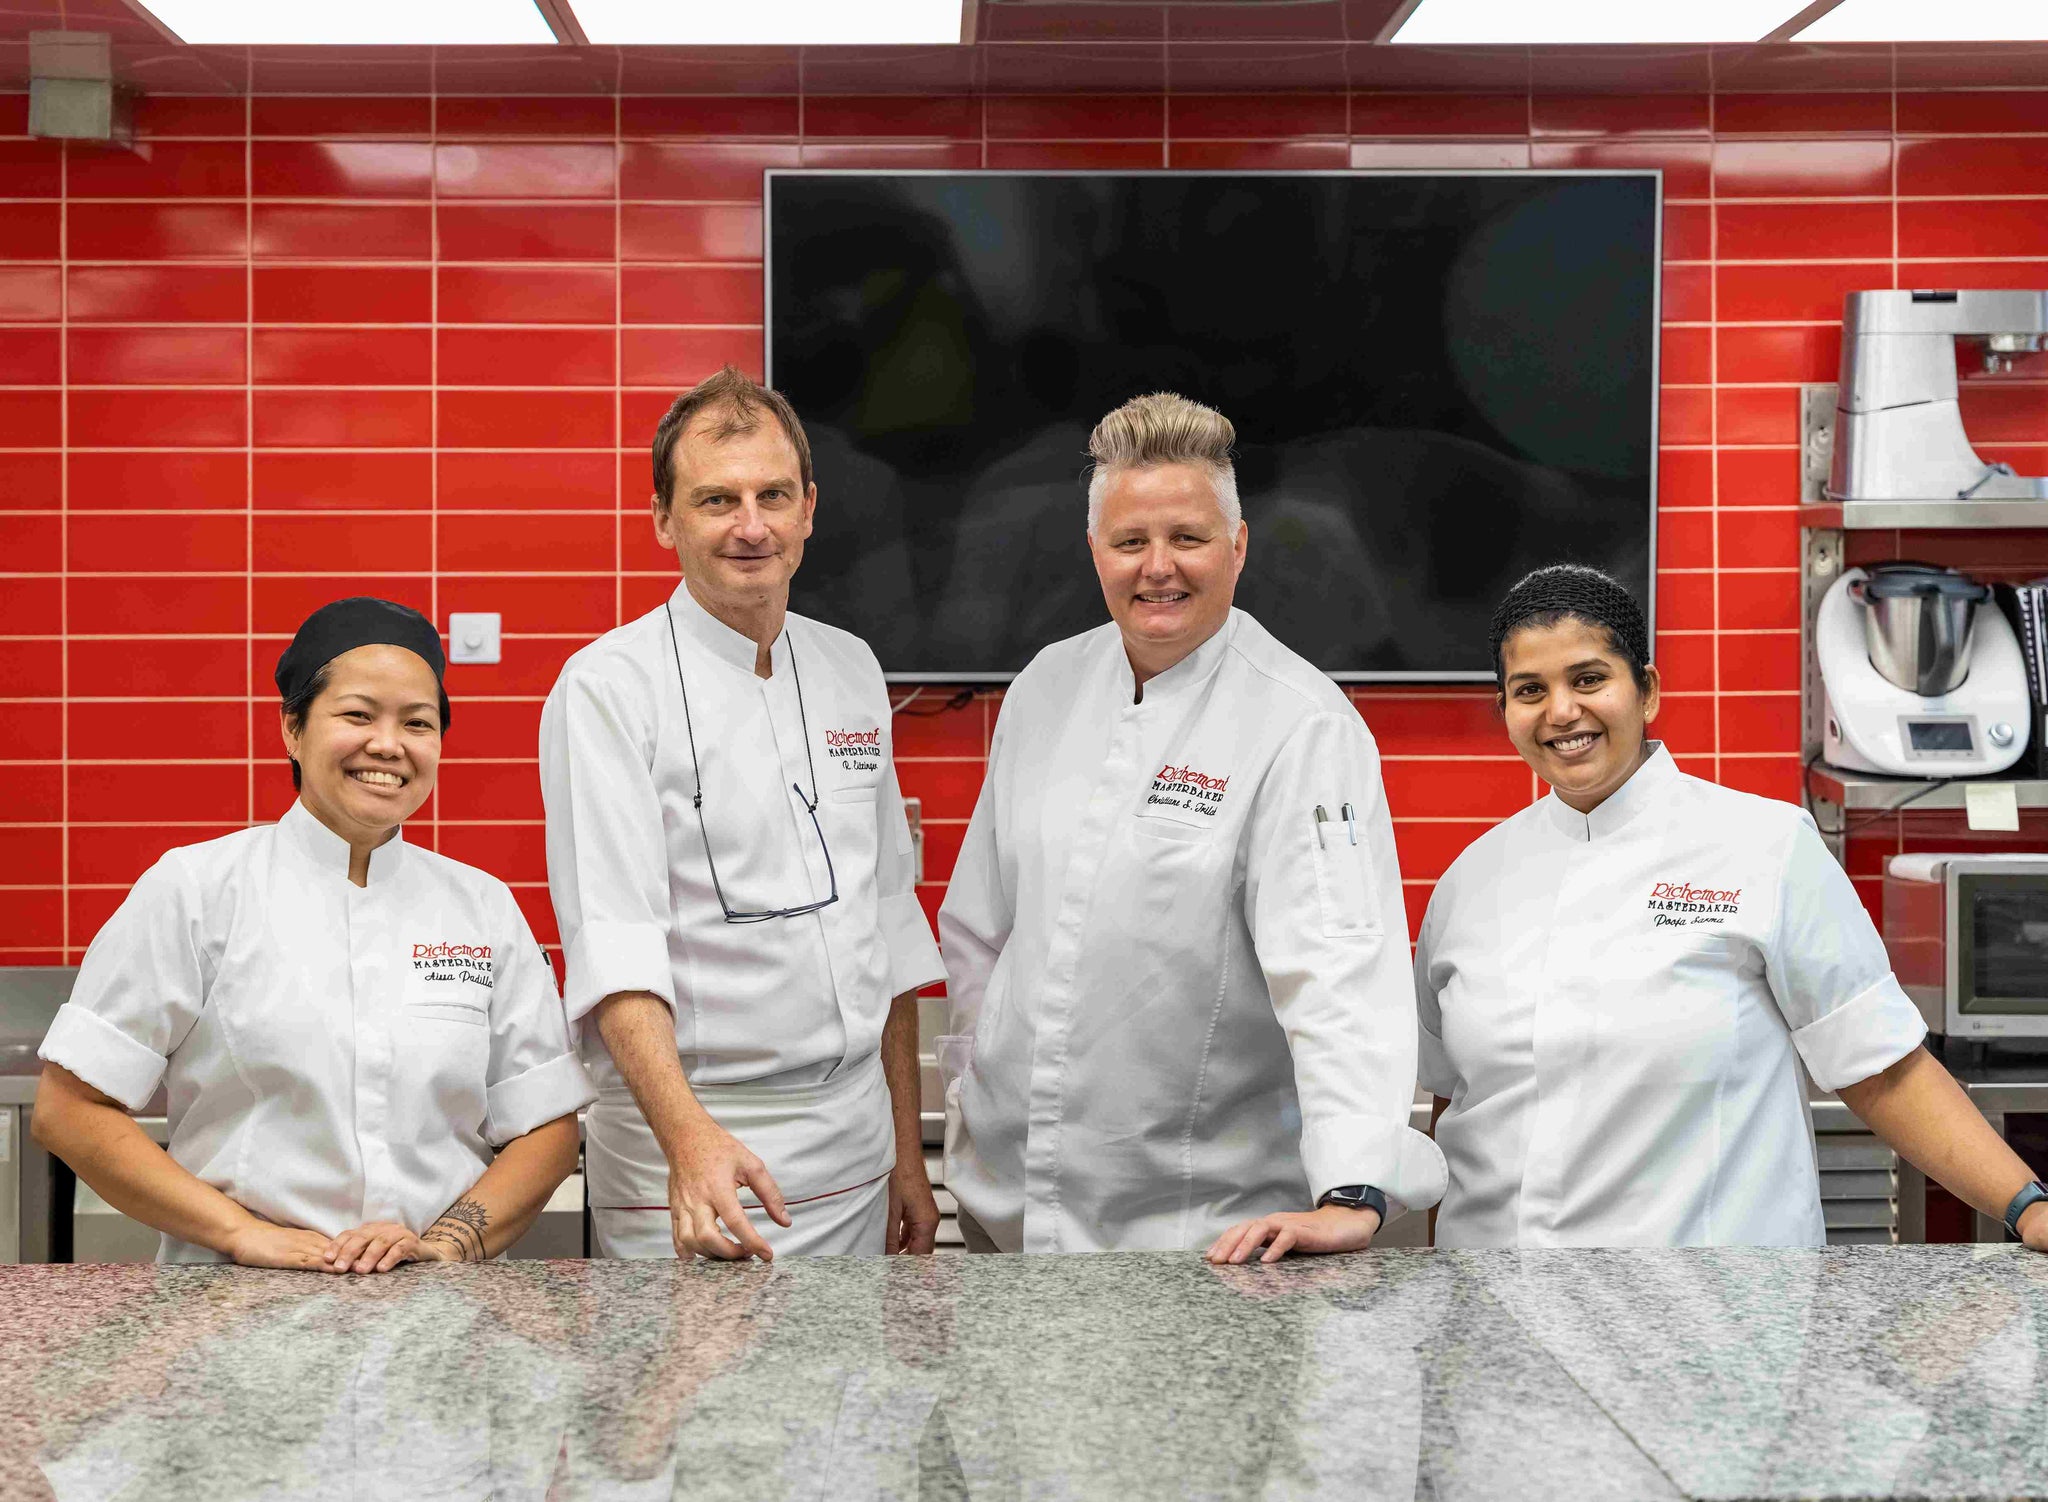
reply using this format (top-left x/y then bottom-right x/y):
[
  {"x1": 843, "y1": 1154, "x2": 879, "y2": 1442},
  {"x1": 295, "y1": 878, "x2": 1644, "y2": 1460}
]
[{"x1": 34, "y1": 598, "x2": 594, "y2": 1271}]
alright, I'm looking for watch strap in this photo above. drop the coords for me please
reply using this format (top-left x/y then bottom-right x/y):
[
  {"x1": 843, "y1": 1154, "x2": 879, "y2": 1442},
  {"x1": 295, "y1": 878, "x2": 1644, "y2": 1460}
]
[
  {"x1": 2003, "y1": 1180, "x2": 2048, "y2": 1237},
  {"x1": 1316, "y1": 1184, "x2": 1388, "y2": 1219}
]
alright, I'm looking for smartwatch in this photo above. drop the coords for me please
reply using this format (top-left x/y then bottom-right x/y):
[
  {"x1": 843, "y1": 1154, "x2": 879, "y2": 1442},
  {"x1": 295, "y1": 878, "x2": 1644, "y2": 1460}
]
[
  {"x1": 2003, "y1": 1180, "x2": 2048, "y2": 1238},
  {"x1": 1316, "y1": 1184, "x2": 1388, "y2": 1220}
]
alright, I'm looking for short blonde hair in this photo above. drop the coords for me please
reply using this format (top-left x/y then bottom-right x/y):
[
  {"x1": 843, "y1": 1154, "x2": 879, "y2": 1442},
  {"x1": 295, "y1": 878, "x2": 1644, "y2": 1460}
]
[{"x1": 1084, "y1": 392, "x2": 1242, "y2": 536}]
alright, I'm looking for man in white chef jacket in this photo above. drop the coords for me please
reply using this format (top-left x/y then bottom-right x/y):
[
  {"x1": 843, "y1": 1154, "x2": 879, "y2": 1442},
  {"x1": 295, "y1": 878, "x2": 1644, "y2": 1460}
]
[
  {"x1": 937, "y1": 392, "x2": 1446, "y2": 1256},
  {"x1": 541, "y1": 366, "x2": 945, "y2": 1261}
]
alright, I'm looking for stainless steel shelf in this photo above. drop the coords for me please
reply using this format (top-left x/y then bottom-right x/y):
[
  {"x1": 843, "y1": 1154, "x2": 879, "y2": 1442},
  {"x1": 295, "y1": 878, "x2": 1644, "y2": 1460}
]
[
  {"x1": 1801, "y1": 500, "x2": 2048, "y2": 530},
  {"x1": 1806, "y1": 766, "x2": 2048, "y2": 811}
]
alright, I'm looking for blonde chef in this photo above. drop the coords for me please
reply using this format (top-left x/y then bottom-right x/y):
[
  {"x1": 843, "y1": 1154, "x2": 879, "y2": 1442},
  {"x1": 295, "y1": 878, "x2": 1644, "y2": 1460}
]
[
  {"x1": 32, "y1": 598, "x2": 593, "y2": 1270},
  {"x1": 1415, "y1": 564, "x2": 2048, "y2": 1250},
  {"x1": 940, "y1": 392, "x2": 1446, "y2": 1258},
  {"x1": 541, "y1": 367, "x2": 943, "y2": 1263}
]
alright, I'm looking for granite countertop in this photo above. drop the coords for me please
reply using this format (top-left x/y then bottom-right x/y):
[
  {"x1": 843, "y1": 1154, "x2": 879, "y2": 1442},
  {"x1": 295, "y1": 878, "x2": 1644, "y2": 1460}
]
[{"x1": 4, "y1": 1245, "x2": 2046, "y2": 1501}]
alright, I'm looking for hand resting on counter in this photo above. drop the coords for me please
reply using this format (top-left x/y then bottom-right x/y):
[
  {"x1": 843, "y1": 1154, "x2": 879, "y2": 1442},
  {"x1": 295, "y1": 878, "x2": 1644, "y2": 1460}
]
[{"x1": 1205, "y1": 1203, "x2": 1384, "y2": 1265}]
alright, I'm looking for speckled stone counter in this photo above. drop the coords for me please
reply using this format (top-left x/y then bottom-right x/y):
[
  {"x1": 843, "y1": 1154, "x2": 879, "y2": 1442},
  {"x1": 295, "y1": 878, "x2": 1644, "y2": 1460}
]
[{"x1": 4, "y1": 1245, "x2": 2046, "y2": 1501}]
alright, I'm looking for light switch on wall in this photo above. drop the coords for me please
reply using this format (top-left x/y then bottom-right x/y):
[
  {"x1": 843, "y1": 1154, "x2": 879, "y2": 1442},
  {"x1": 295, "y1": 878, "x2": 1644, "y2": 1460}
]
[{"x1": 448, "y1": 612, "x2": 501, "y2": 665}]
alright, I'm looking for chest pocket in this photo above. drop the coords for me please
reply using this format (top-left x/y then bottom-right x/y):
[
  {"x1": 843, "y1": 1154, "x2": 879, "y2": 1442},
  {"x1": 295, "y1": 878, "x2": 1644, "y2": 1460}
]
[
  {"x1": 403, "y1": 949, "x2": 492, "y2": 1026},
  {"x1": 1587, "y1": 929, "x2": 1745, "y2": 1085},
  {"x1": 1310, "y1": 833, "x2": 1378, "y2": 939}
]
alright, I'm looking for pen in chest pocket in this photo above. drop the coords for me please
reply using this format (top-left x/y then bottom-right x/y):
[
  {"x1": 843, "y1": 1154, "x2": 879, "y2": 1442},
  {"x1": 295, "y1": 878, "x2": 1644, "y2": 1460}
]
[
  {"x1": 1341, "y1": 802, "x2": 1356, "y2": 845},
  {"x1": 1313, "y1": 805, "x2": 1330, "y2": 849}
]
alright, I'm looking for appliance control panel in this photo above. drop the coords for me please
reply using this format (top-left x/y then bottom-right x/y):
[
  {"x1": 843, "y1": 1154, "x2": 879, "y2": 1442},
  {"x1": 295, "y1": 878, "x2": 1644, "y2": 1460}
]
[{"x1": 1898, "y1": 715, "x2": 1979, "y2": 760}]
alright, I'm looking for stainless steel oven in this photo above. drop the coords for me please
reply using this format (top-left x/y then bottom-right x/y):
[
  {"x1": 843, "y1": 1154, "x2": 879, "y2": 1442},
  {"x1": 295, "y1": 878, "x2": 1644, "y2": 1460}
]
[{"x1": 1884, "y1": 854, "x2": 2048, "y2": 1052}]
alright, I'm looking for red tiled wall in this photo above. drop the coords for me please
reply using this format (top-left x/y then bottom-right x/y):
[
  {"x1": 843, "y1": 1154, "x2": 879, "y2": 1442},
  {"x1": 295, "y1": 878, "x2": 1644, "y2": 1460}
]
[{"x1": 5, "y1": 85, "x2": 2048, "y2": 964}]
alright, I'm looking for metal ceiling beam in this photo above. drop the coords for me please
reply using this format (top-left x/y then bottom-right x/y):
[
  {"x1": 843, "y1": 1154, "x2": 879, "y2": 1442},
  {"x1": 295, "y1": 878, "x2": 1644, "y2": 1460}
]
[
  {"x1": 1762, "y1": 0, "x2": 1849, "y2": 42},
  {"x1": 534, "y1": 0, "x2": 589, "y2": 45}
]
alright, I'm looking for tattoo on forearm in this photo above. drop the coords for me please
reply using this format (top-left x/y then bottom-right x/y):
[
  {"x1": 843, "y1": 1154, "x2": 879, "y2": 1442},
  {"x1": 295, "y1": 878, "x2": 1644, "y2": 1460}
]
[{"x1": 422, "y1": 1196, "x2": 490, "y2": 1262}]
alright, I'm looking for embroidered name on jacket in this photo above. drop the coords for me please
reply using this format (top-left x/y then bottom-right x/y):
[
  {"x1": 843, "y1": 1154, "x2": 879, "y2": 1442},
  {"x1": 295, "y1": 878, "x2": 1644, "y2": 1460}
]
[
  {"x1": 411, "y1": 940, "x2": 496, "y2": 990},
  {"x1": 1646, "y1": 881, "x2": 1741, "y2": 928},
  {"x1": 1146, "y1": 762, "x2": 1231, "y2": 820},
  {"x1": 825, "y1": 727, "x2": 881, "y2": 773}
]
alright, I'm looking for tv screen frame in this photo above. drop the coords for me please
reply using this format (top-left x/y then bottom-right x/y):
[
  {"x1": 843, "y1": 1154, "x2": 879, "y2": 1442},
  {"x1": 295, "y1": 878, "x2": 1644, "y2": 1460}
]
[{"x1": 764, "y1": 168, "x2": 1663, "y2": 683}]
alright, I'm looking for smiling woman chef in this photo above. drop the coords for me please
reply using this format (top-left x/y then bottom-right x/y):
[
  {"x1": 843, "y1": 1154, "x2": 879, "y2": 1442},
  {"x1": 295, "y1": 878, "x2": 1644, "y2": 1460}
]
[
  {"x1": 32, "y1": 599, "x2": 593, "y2": 1271},
  {"x1": 1399, "y1": 565, "x2": 2048, "y2": 1254}
]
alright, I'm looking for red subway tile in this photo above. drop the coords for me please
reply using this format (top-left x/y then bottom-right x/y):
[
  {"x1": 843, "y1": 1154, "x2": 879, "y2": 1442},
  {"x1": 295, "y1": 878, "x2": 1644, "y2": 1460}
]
[
  {"x1": 1381, "y1": 757, "x2": 1532, "y2": 819},
  {"x1": 0, "y1": 268, "x2": 61, "y2": 322},
  {"x1": 1900, "y1": 200, "x2": 2048, "y2": 260},
  {"x1": 68, "y1": 390, "x2": 245, "y2": 448},
  {"x1": 1170, "y1": 140, "x2": 1348, "y2": 169},
  {"x1": 620, "y1": 518, "x2": 680, "y2": 571},
  {"x1": 0, "y1": 389, "x2": 60, "y2": 445},
  {"x1": 1531, "y1": 93, "x2": 1708, "y2": 138},
  {"x1": 67, "y1": 203, "x2": 248, "y2": 260},
  {"x1": 0, "y1": 575, "x2": 59, "y2": 632},
  {"x1": 415, "y1": 634, "x2": 580, "y2": 695},
  {"x1": 1716, "y1": 263, "x2": 1886, "y2": 323},
  {"x1": 441, "y1": 572, "x2": 616, "y2": 632},
  {"x1": 1661, "y1": 326, "x2": 1712, "y2": 384},
  {"x1": 257, "y1": 265, "x2": 433, "y2": 326},
  {"x1": 1717, "y1": 201, "x2": 1889, "y2": 261},
  {"x1": 0, "y1": 140, "x2": 62, "y2": 197},
  {"x1": 251, "y1": 328, "x2": 434, "y2": 386},
  {"x1": 620, "y1": 97, "x2": 801, "y2": 138},
  {"x1": 1716, "y1": 508, "x2": 1801, "y2": 569},
  {"x1": 67, "y1": 139, "x2": 244, "y2": 197},
  {"x1": 1718, "y1": 570, "x2": 1800, "y2": 630},
  {"x1": 67, "y1": 327, "x2": 246, "y2": 385},
  {"x1": 511, "y1": 884, "x2": 558, "y2": 946},
  {"x1": 437, "y1": 204, "x2": 616, "y2": 261},
  {"x1": 1349, "y1": 93, "x2": 1527, "y2": 137},
  {"x1": 796, "y1": 142, "x2": 983, "y2": 169},
  {"x1": 1531, "y1": 140, "x2": 1710, "y2": 197},
  {"x1": 253, "y1": 451, "x2": 432, "y2": 511},
  {"x1": 892, "y1": 698, "x2": 987, "y2": 758},
  {"x1": 0, "y1": 96, "x2": 23, "y2": 134},
  {"x1": 0, "y1": 328, "x2": 59, "y2": 384},
  {"x1": 620, "y1": 327, "x2": 762, "y2": 386},
  {"x1": 131, "y1": 96, "x2": 244, "y2": 137},
  {"x1": 1716, "y1": 447, "x2": 1800, "y2": 506},
  {"x1": 1896, "y1": 90, "x2": 2048, "y2": 134},
  {"x1": 71, "y1": 761, "x2": 246, "y2": 823},
  {"x1": 620, "y1": 265, "x2": 759, "y2": 325},
  {"x1": 620, "y1": 387, "x2": 695, "y2": 435},
  {"x1": 1387, "y1": 819, "x2": 1497, "y2": 882},
  {"x1": 439, "y1": 451, "x2": 615, "y2": 511},
  {"x1": 985, "y1": 142, "x2": 1163, "y2": 169},
  {"x1": 0, "y1": 513, "x2": 60, "y2": 572},
  {"x1": 1169, "y1": 93, "x2": 1344, "y2": 138},
  {"x1": 1717, "y1": 387, "x2": 1799, "y2": 445},
  {"x1": 68, "y1": 636, "x2": 247, "y2": 696},
  {"x1": 1716, "y1": 755, "x2": 1801, "y2": 803},
  {"x1": 619, "y1": 141, "x2": 801, "y2": 201},
  {"x1": 1659, "y1": 448, "x2": 1713, "y2": 507},
  {"x1": 621, "y1": 571, "x2": 682, "y2": 616},
  {"x1": 253, "y1": 512, "x2": 433, "y2": 572},
  {"x1": 0, "y1": 202, "x2": 60, "y2": 259},
  {"x1": 1717, "y1": 325, "x2": 1841, "y2": 384},
  {"x1": 252, "y1": 575, "x2": 433, "y2": 632},
  {"x1": 0, "y1": 829, "x2": 62, "y2": 888},
  {"x1": 9, "y1": 892, "x2": 61, "y2": 949},
  {"x1": 1898, "y1": 137, "x2": 2048, "y2": 197},
  {"x1": 1954, "y1": 381, "x2": 2048, "y2": 444},
  {"x1": 439, "y1": 327, "x2": 614, "y2": 386},
  {"x1": 985, "y1": 94, "x2": 1165, "y2": 139},
  {"x1": 439, "y1": 512, "x2": 615, "y2": 571},
  {"x1": 1713, "y1": 92, "x2": 1891, "y2": 135},
  {"x1": 0, "y1": 638, "x2": 60, "y2": 695},
  {"x1": 67, "y1": 574, "x2": 247, "y2": 634},
  {"x1": 619, "y1": 204, "x2": 762, "y2": 262},
  {"x1": 70, "y1": 453, "x2": 247, "y2": 511},
  {"x1": 68, "y1": 265, "x2": 246, "y2": 322},
  {"x1": 252, "y1": 390, "x2": 433, "y2": 448},
  {"x1": 250, "y1": 140, "x2": 434, "y2": 198},
  {"x1": 69, "y1": 513, "x2": 246, "y2": 572},
  {"x1": 250, "y1": 96, "x2": 433, "y2": 136},
  {"x1": 1712, "y1": 138, "x2": 1892, "y2": 198},
  {"x1": 1663, "y1": 262, "x2": 1712, "y2": 322},
  {"x1": 438, "y1": 265, "x2": 615, "y2": 324},
  {"x1": 252, "y1": 204, "x2": 432, "y2": 261},
  {"x1": 1716, "y1": 630, "x2": 1800, "y2": 691},
  {"x1": 437, "y1": 96, "x2": 615, "y2": 137},
  {"x1": 1717, "y1": 694, "x2": 1800, "y2": 754},
  {"x1": 0, "y1": 453, "x2": 60, "y2": 508},
  {"x1": 1652, "y1": 632, "x2": 1714, "y2": 692},
  {"x1": 1656, "y1": 507, "x2": 1713, "y2": 570},
  {"x1": 1664, "y1": 203, "x2": 1711, "y2": 261},
  {"x1": 435, "y1": 142, "x2": 616, "y2": 199},
  {"x1": 1659, "y1": 569, "x2": 1714, "y2": 629},
  {"x1": 1660, "y1": 386, "x2": 1712, "y2": 445},
  {"x1": 895, "y1": 756, "x2": 988, "y2": 821},
  {"x1": 1897, "y1": 259, "x2": 2048, "y2": 292},
  {"x1": 442, "y1": 698, "x2": 544, "y2": 754},
  {"x1": 1352, "y1": 139, "x2": 1529, "y2": 170},
  {"x1": 439, "y1": 390, "x2": 613, "y2": 448},
  {"x1": 1648, "y1": 694, "x2": 1713, "y2": 756},
  {"x1": 804, "y1": 96, "x2": 981, "y2": 139},
  {"x1": 434, "y1": 823, "x2": 547, "y2": 884},
  {"x1": 69, "y1": 823, "x2": 246, "y2": 886}
]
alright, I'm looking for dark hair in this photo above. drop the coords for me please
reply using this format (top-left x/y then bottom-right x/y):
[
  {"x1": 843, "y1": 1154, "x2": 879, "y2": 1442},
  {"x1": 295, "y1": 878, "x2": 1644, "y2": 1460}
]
[
  {"x1": 281, "y1": 662, "x2": 451, "y2": 791},
  {"x1": 651, "y1": 365, "x2": 814, "y2": 513},
  {"x1": 1489, "y1": 564, "x2": 1651, "y2": 692}
]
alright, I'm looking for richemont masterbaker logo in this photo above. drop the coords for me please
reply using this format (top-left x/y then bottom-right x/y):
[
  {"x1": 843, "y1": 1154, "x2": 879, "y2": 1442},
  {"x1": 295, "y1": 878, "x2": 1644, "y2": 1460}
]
[
  {"x1": 825, "y1": 726, "x2": 881, "y2": 773},
  {"x1": 411, "y1": 939, "x2": 495, "y2": 990},
  {"x1": 1647, "y1": 880, "x2": 1740, "y2": 929},
  {"x1": 1147, "y1": 762, "x2": 1230, "y2": 819}
]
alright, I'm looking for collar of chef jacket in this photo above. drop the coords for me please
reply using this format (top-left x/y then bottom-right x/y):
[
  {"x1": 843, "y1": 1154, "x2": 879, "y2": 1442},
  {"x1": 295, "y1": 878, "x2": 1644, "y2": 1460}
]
[
  {"x1": 1540, "y1": 739, "x2": 1673, "y2": 844},
  {"x1": 667, "y1": 580, "x2": 790, "y2": 680},
  {"x1": 278, "y1": 798, "x2": 407, "y2": 885},
  {"x1": 1118, "y1": 610, "x2": 1239, "y2": 707}
]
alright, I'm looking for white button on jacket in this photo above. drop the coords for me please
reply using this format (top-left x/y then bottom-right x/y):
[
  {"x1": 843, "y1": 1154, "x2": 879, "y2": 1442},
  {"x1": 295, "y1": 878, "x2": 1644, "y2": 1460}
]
[
  {"x1": 1416, "y1": 743, "x2": 1927, "y2": 1249},
  {"x1": 38, "y1": 801, "x2": 595, "y2": 1262},
  {"x1": 939, "y1": 609, "x2": 1447, "y2": 1254}
]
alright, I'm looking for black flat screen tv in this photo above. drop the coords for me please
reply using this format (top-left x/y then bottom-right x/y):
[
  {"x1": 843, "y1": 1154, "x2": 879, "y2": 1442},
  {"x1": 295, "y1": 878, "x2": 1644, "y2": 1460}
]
[{"x1": 766, "y1": 170, "x2": 1660, "y2": 680}]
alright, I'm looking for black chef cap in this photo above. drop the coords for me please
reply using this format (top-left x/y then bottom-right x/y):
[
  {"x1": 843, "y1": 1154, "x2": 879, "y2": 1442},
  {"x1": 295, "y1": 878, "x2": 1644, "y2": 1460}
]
[
  {"x1": 275, "y1": 597, "x2": 450, "y2": 727},
  {"x1": 1488, "y1": 564, "x2": 1650, "y2": 691}
]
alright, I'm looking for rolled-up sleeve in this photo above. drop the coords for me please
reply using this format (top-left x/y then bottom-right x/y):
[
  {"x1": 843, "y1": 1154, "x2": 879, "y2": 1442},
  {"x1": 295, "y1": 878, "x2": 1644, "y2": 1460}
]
[
  {"x1": 1243, "y1": 712, "x2": 1447, "y2": 1217},
  {"x1": 1763, "y1": 819, "x2": 1927, "y2": 1093},
  {"x1": 482, "y1": 894, "x2": 596, "y2": 1146},
  {"x1": 39, "y1": 854, "x2": 207, "y2": 1111},
  {"x1": 540, "y1": 657, "x2": 676, "y2": 1026},
  {"x1": 875, "y1": 755, "x2": 944, "y2": 997}
]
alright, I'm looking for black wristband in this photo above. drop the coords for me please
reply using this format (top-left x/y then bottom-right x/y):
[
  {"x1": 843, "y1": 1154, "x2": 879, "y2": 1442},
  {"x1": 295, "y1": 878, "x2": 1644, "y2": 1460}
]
[
  {"x1": 1316, "y1": 1184, "x2": 1387, "y2": 1219},
  {"x1": 2004, "y1": 1180, "x2": 2048, "y2": 1237}
]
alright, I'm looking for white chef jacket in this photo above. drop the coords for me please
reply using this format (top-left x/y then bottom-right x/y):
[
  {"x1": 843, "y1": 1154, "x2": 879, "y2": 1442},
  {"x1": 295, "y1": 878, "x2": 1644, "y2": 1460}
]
[
  {"x1": 539, "y1": 584, "x2": 942, "y2": 1201},
  {"x1": 939, "y1": 608, "x2": 1447, "y2": 1254},
  {"x1": 38, "y1": 801, "x2": 594, "y2": 1263},
  {"x1": 1415, "y1": 742, "x2": 1928, "y2": 1249}
]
